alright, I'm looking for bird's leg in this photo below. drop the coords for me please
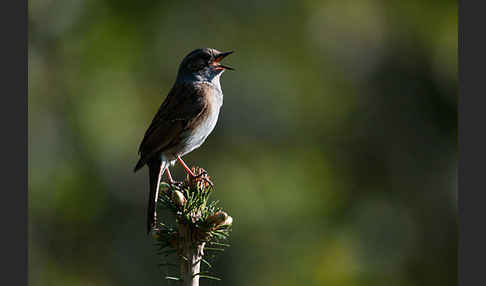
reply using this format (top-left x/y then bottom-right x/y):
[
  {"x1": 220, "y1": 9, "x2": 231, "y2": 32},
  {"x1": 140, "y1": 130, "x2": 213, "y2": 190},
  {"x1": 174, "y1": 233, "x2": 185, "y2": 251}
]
[
  {"x1": 177, "y1": 156, "x2": 197, "y2": 177},
  {"x1": 177, "y1": 156, "x2": 213, "y2": 186},
  {"x1": 165, "y1": 167, "x2": 184, "y2": 188},
  {"x1": 165, "y1": 167, "x2": 175, "y2": 184}
]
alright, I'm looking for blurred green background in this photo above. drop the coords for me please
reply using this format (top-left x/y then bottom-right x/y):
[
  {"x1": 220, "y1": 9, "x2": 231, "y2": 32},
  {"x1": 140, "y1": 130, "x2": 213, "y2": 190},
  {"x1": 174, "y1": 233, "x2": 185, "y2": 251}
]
[{"x1": 28, "y1": 0, "x2": 457, "y2": 285}]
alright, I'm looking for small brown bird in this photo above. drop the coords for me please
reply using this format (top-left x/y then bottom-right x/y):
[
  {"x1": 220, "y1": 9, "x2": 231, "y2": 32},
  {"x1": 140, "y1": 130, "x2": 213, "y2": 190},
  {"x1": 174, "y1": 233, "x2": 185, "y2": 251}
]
[{"x1": 134, "y1": 48, "x2": 233, "y2": 233}]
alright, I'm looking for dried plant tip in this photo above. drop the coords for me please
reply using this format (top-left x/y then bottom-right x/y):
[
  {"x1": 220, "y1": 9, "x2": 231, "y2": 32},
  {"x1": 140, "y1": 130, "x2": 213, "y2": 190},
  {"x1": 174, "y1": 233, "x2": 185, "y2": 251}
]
[
  {"x1": 206, "y1": 211, "x2": 232, "y2": 228},
  {"x1": 221, "y1": 215, "x2": 233, "y2": 227},
  {"x1": 172, "y1": 190, "x2": 187, "y2": 207},
  {"x1": 186, "y1": 166, "x2": 212, "y2": 189}
]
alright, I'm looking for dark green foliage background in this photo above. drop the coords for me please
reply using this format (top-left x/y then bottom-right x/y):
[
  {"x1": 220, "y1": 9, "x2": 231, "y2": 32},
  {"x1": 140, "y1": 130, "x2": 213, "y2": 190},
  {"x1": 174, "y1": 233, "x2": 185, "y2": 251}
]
[{"x1": 29, "y1": 0, "x2": 457, "y2": 285}]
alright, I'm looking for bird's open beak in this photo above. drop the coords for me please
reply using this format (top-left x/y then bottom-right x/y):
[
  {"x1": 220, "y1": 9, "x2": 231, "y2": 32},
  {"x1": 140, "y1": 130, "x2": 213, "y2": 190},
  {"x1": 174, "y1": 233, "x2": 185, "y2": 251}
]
[{"x1": 213, "y1": 51, "x2": 234, "y2": 71}]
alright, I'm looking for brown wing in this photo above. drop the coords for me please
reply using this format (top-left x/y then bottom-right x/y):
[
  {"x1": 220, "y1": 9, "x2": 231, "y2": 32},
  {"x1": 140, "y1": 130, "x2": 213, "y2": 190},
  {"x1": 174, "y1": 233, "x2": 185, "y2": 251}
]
[{"x1": 136, "y1": 82, "x2": 207, "y2": 166}]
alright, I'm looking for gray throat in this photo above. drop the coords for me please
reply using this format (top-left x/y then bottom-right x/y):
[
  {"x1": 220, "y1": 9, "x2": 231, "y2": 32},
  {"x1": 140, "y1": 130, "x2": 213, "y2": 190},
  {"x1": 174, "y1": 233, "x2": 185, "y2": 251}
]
[{"x1": 178, "y1": 69, "x2": 224, "y2": 94}]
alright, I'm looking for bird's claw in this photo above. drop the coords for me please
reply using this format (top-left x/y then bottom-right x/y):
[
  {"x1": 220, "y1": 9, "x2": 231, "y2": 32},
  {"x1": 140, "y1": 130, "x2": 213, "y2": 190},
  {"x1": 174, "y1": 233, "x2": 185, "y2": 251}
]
[
  {"x1": 203, "y1": 177, "x2": 214, "y2": 187},
  {"x1": 193, "y1": 170, "x2": 208, "y2": 178},
  {"x1": 190, "y1": 170, "x2": 213, "y2": 187}
]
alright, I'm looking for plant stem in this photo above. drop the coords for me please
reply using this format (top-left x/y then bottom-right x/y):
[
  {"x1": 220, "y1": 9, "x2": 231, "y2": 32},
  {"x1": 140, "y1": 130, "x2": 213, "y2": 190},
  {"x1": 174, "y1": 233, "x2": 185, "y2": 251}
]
[{"x1": 179, "y1": 220, "x2": 205, "y2": 286}]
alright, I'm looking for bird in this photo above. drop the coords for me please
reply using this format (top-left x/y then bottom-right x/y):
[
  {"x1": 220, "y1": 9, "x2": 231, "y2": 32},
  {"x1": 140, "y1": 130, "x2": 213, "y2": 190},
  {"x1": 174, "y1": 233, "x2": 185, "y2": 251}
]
[{"x1": 133, "y1": 48, "x2": 233, "y2": 233}]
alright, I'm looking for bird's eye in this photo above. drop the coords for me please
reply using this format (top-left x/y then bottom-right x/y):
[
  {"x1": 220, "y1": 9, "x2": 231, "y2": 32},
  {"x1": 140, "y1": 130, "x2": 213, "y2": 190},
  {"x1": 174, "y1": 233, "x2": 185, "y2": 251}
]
[{"x1": 188, "y1": 59, "x2": 205, "y2": 71}]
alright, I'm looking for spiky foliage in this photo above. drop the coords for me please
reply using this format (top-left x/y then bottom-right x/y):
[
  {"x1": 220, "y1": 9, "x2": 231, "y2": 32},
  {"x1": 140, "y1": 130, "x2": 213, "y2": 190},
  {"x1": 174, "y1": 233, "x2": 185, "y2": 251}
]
[{"x1": 153, "y1": 167, "x2": 232, "y2": 284}]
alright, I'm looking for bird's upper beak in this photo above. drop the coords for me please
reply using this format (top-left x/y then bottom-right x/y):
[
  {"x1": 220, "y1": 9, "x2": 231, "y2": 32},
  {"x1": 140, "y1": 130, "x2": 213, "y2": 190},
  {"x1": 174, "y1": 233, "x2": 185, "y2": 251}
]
[{"x1": 212, "y1": 51, "x2": 234, "y2": 71}]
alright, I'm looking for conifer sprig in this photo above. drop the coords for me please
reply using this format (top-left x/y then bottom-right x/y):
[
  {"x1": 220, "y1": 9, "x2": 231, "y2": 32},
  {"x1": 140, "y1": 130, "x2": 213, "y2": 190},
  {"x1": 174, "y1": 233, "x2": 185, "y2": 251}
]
[{"x1": 152, "y1": 167, "x2": 232, "y2": 285}]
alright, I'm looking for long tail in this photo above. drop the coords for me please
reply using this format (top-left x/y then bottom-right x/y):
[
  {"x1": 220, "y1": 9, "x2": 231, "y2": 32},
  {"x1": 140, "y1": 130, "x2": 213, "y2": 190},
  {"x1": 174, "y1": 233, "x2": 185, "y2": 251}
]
[{"x1": 147, "y1": 158, "x2": 168, "y2": 234}]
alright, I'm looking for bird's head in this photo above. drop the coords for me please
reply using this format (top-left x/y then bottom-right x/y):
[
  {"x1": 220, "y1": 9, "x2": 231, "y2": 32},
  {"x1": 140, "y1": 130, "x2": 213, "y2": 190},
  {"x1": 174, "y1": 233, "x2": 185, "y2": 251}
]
[{"x1": 176, "y1": 48, "x2": 234, "y2": 84}]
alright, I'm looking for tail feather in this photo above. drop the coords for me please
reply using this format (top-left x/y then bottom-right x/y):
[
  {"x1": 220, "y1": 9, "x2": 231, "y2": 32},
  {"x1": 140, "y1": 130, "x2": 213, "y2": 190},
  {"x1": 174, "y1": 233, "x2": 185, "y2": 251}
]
[
  {"x1": 147, "y1": 159, "x2": 168, "y2": 234},
  {"x1": 133, "y1": 158, "x2": 145, "y2": 173}
]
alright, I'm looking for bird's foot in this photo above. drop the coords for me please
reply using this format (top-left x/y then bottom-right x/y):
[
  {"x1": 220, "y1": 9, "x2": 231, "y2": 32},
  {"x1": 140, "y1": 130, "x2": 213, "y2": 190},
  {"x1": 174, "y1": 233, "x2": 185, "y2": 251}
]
[
  {"x1": 193, "y1": 169, "x2": 207, "y2": 178},
  {"x1": 187, "y1": 167, "x2": 214, "y2": 188}
]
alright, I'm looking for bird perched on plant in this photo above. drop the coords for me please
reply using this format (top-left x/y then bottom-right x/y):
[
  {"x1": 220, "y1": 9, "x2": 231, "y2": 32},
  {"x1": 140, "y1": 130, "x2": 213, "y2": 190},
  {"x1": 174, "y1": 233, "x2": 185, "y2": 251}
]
[{"x1": 133, "y1": 48, "x2": 233, "y2": 233}]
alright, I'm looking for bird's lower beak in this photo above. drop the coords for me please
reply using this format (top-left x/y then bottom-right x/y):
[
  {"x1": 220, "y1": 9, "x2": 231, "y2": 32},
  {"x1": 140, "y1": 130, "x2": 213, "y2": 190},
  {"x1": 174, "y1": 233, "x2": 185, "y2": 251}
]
[{"x1": 213, "y1": 51, "x2": 234, "y2": 71}]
